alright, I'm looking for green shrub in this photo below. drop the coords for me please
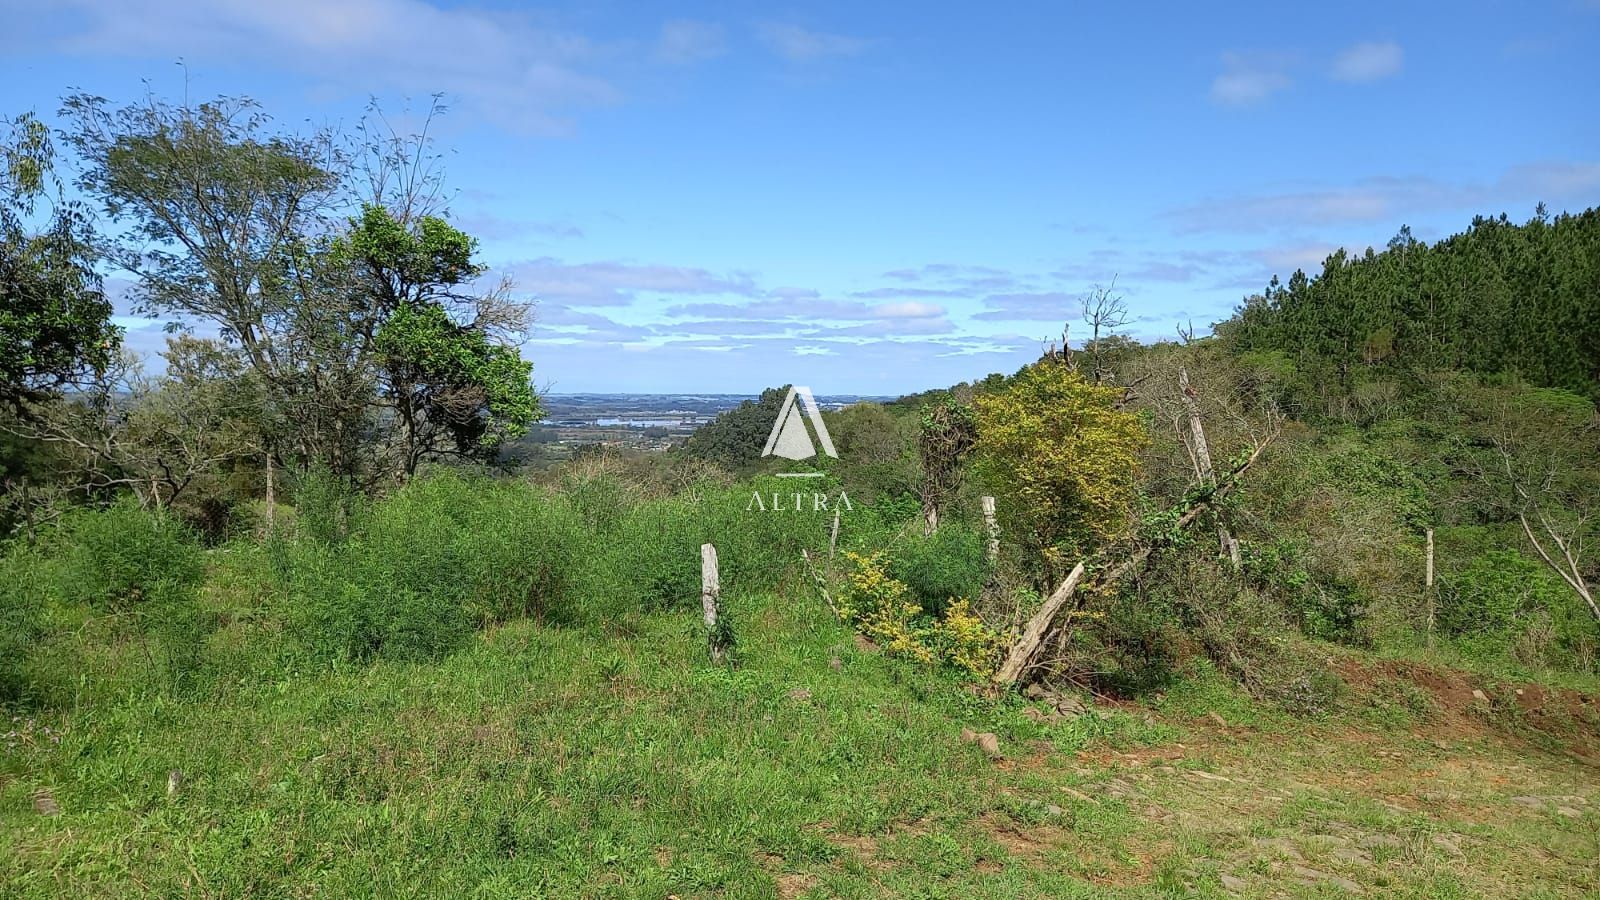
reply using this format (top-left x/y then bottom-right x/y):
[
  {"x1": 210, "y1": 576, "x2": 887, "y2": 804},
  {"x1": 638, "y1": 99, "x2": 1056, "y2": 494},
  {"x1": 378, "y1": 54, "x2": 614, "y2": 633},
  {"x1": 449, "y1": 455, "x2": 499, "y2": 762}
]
[
  {"x1": 280, "y1": 472, "x2": 593, "y2": 663},
  {"x1": 1440, "y1": 550, "x2": 1565, "y2": 636},
  {"x1": 47, "y1": 499, "x2": 205, "y2": 608},
  {"x1": 887, "y1": 523, "x2": 990, "y2": 617},
  {"x1": 611, "y1": 498, "x2": 704, "y2": 610},
  {"x1": 0, "y1": 545, "x2": 49, "y2": 704}
]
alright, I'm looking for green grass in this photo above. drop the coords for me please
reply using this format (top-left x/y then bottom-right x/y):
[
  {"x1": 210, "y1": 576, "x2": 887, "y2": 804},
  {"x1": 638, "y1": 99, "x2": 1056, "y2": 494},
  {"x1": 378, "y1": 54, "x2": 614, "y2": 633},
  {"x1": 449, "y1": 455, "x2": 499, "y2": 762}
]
[{"x1": 4, "y1": 578, "x2": 1597, "y2": 897}]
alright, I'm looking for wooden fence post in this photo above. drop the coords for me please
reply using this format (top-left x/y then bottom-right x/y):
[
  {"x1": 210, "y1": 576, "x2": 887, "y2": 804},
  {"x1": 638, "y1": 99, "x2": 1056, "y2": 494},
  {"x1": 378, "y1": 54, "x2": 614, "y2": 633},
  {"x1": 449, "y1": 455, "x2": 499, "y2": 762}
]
[
  {"x1": 981, "y1": 496, "x2": 999, "y2": 563},
  {"x1": 1424, "y1": 527, "x2": 1436, "y2": 646},
  {"x1": 701, "y1": 543, "x2": 723, "y2": 663}
]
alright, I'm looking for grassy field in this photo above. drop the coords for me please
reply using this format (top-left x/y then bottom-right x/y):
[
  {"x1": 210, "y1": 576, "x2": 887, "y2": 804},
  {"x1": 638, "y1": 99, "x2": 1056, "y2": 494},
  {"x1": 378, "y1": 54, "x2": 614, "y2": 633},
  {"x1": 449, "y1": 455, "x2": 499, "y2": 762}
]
[{"x1": 3, "y1": 578, "x2": 1596, "y2": 898}]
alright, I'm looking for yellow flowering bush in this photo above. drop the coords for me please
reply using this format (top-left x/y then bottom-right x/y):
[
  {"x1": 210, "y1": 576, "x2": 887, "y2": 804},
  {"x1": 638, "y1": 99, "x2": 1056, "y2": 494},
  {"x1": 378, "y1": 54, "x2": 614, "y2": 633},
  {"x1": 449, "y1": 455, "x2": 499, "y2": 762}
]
[{"x1": 836, "y1": 551, "x2": 1006, "y2": 677}]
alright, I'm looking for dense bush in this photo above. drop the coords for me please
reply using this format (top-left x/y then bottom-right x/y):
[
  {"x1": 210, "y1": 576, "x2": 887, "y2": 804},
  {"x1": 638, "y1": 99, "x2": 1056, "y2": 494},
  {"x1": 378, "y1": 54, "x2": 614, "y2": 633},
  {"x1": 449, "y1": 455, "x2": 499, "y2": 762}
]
[
  {"x1": 887, "y1": 523, "x2": 989, "y2": 618},
  {"x1": 46, "y1": 499, "x2": 205, "y2": 608},
  {"x1": 278, "y1": 473, "x2": 593, "y2": 663},
  {"x1": 0, "y1": 546, "x2": 48, "y2": 704}
]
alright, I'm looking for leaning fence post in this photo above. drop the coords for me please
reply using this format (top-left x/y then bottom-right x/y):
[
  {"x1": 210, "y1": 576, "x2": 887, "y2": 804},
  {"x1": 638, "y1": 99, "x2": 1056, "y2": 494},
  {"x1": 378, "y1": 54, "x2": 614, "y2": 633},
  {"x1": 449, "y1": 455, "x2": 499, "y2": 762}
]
[
  {"x1": 701, "y1": 542, "x2": 724, "y2": 663},
  {"x1": 982, "y1": 496, "x2": 999, "y2": 563}
]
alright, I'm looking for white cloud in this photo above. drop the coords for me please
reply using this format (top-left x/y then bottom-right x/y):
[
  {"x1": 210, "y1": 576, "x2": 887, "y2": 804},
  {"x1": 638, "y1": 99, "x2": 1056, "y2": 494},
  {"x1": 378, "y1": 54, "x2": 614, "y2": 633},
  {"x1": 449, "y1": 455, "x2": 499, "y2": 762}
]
[
  {"x1": 1166, "y1": 161, "x2": 1600, "y2": 233},
  {"x1": 1210, "y1": 52, "x2": 1292, "y2": 106},
  {"x1": 756, "y1": 22, "x2": 868, "y2": 61},
  {"x1": 1250, "y1": 243, "x2": 1346, "y2": 275},
  {"x1": 37, "y1": 0, "x2": 624, "y2": 134},
  {"x1": 501, "y1": 258, "x2": 758, "y2": 306},
  {"x1": 873, "y1": 301, "x2": 945, "y2": 319},
  {"x1": 656, "y1": 20, "x2": 725, "y2": 64},
  {"x1": 1332, "y1": 41, "x2": 1404, "y2": 83}
]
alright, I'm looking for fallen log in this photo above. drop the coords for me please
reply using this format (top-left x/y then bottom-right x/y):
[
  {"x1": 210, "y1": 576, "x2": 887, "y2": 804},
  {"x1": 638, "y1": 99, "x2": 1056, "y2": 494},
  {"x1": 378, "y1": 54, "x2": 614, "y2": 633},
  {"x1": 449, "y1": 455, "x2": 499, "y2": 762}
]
[{"x1": 992, "y1": 561, "x2": 1086, "y2": 685}]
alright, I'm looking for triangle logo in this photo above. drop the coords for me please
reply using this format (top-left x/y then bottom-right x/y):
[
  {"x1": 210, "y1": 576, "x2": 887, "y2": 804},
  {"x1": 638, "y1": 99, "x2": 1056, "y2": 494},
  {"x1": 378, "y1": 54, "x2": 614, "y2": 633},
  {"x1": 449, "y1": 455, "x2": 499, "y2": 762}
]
[{"x1": 761, "y1": 386, "x2": 837, "y2": 460}]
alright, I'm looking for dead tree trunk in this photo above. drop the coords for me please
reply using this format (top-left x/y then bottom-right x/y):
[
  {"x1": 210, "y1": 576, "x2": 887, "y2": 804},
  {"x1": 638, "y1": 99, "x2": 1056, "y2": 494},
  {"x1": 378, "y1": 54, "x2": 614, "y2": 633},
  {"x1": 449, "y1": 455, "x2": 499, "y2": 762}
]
[
  {"x1": 982, "y1": 496, "x2": 1000, "y2": 563},
  {"x1": 1179, "y1": 368, "x2": 1235, "y2": 564}
]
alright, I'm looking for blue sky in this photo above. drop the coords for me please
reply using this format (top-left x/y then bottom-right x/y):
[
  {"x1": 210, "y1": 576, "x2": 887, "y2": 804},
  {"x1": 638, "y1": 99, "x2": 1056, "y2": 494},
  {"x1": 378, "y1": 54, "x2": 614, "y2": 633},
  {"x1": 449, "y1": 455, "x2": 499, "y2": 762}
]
[{"x1": 3, "y1": 1, "x2": 1598, "y2": 394}]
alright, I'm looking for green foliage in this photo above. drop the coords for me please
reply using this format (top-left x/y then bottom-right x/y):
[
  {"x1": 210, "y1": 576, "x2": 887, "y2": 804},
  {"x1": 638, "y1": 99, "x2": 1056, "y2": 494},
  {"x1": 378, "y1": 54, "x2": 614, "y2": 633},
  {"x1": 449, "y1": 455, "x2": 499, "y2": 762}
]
[
  {"x1": 0, "y1": 545, "x2": 48, "y2": 704},
  {"x1": 834, "y1": 551, "x2": 1005, "y2": 677},
  {"x1": 678, "y1": 386, "x2": 790, "y2": 471},
  {"x1": 973, "y1": 360, "x2": 1148, "y2": 570},
  {"x1": 279, "y1": 472, "x2": 591, "y2": 663},
  {"x1": 337, "y1": 203, "x2": 481, "y2": 296},
  {"x1": 611, "y1": 497, "x2": 706, "y2": 611},
  {"x1": 0, "y1": 112, "x2": 119, "y2": 410},
  {"x1": 375, "y1": 302, "x2": 539, "y2": 450},
  {"x1": 1440, "y1": 550, "x2": 1564, "y2": 636},
  {"x1": 887, "y1": 523, "x2": 990, "y2": 618},
  {"x1": 825, "y1": 402, "x2": 918, "y2": 503},
  {"x1": 1226, "y1": 211, "x2": 1600, "y2": 404},
  {"x1": 46, "y1": 499, "x2": 205, "y2": 609}
]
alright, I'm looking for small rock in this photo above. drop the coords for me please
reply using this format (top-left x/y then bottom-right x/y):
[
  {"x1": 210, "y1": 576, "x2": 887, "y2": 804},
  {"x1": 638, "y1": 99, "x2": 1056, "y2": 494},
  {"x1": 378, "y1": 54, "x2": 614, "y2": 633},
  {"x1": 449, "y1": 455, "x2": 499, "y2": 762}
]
[
  {"x1": 828, "y1": 656, "x2": 842, "y2": 671},
  {"x1": 1471, "y1": 689, "x2": 1489, "y2": 703},
  {"x1": 33, "y1": 789, "x2": 59, "y2": 816},
  {"x1": 1510, "y1": 795, "x2": 1546, "y2": 809},
  {"x1": 1358, "y1": 834, "x2": 1403, "y2": 849},
  {"x1": 960, "y1": 728, "x2": 977, "y2": 743},
  {"x1": 787, "y1": 688, "x2": 813, "y2": 701},
  {"x1": 976, "y1": 732, "x2": 1002, "y2": 760},
  {"x1": 1023, "y1": 682, "x2": 1051, "y2": 701},
  {"x1": 1044, "y1": 803, "x2": 1064, "y2": 817},
  {"x1": 1555, "y1": 806, "x2": 1581, "y2": 819},
  {"x1": 1055, "y1": 695, "x2": 1088, "y2": 717},
  {"x1": 1219, "y1": 873, "x2": 1248, "y2": 892},
  {"x1": 1188, "y1": 769, "x2": 1231, "y2": 782},
  {"x1": 167, "y1": 769, "x2": 184, "y2": 797},
  {"x1": 1430, "y1": 834, "x2": 1462, "y2": 856},
  {"x1": 853, "y1": 634, "x2": 876, "y2": 652},
  {"x1": 1206, "y1": 711, "x2": 1228, "y2": 728}
]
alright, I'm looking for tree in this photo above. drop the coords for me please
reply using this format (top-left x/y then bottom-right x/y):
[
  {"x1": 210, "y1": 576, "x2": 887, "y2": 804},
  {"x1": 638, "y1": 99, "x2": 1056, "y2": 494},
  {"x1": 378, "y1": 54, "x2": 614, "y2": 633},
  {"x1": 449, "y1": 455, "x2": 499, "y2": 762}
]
[
  {"x1": 916, "y1": 396, "x2": 976, "y2": 535},
  {"x1": 679, "y1": 386, "x2": 791, "y2": 471},
  {"x1": 973, "y1": 359, "x2": 1148, "y2": 584},
  {"x1": 0, "y1": 112, "x2": 119, "y2": 412},
  {"x1": 1081, "y1": 281, "x2": 1129, "y2": 384},
  {"x1": 60, "y1": 92, "x2": 357, "y2": 474},
  {"x1": 1453, "y1": 382, "x2": 1600, "y2": 623},
  {"x1": 61, "y1": 93, "x2": 540, "y2": 483}
]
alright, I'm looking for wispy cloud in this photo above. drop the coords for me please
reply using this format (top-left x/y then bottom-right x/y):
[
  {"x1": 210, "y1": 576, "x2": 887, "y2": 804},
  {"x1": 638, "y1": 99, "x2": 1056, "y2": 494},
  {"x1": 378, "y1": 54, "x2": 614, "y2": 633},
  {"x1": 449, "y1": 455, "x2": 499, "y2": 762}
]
[
  {"x1": 756, "y1": 22, "x2": 868, "y2": 61},
  {"x1": 1166, "y1": 161, "x2": 1600, "y2": 232},
  {"x1": 1331, "y1": 40, "x2": 1404, "y2": 83},
  {"x1": 656, "y1": 20, "x2": 725, "y2": 64},
  {"x1": 500, "y1": 258, "x2": 758, "y2": 306},
  {"x1": 36, "y1": 0, "x2": 630, "y2": 134},
  {"x1": 1210, "y1": 52, "x2": 1293, "y2": 106}
]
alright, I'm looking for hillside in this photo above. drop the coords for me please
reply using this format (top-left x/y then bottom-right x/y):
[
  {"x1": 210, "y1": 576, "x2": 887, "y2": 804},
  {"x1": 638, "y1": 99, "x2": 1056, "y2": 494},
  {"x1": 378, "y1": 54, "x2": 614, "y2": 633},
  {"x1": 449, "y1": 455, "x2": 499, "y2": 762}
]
[{"x1": 3, "y1": 572, "x2": 1596, "y2": 897}]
